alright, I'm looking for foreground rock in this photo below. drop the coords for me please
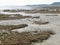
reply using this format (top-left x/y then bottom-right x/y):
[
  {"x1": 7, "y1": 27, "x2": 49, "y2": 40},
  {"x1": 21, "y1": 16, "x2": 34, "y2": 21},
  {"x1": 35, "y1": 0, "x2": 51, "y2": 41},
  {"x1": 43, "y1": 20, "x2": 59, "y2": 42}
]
[
  {"x1": 0, "y1": 24, "x2": 28, "y2": 30},
  {"x1": 0, "y1": 14, "x2": 32, "y2": 20},
  {"x1": 34, "y1": 21, "x2": 49, "y2": 25},
  {"x1": 0, "y1": 30, "x2": 55, "y2": 45}
]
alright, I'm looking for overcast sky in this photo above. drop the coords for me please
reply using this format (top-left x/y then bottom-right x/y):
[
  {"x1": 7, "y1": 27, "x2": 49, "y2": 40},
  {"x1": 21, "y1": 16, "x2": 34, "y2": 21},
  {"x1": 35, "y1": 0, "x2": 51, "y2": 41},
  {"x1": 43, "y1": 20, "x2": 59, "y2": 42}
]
[{"x1": 0, "y1": 0, "x2": 60, "y2": 6}]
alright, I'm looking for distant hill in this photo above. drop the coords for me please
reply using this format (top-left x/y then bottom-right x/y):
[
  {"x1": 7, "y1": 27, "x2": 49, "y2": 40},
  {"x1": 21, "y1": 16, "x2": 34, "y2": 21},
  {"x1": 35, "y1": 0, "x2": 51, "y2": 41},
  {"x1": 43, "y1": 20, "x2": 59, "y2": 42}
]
[
  {"x1": 51, "y1": 2, "x2": 60, "y2": 5},
  {"x1": 26, "y1": 2, "x2": 60, "y2": 7},
  {"x1": 27, "y1": 4, "x2": 49, "y2": 7},
  {"x1": 26, "y1": 4, "x2": 49, "y2": 8}
]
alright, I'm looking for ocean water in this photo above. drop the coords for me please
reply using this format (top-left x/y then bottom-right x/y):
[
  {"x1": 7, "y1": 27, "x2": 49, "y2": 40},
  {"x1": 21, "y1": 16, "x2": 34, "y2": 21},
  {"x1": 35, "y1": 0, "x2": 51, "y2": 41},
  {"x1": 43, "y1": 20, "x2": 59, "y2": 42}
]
[{"x1": 0, "y1": 6, "x2": 32, "y2": 10}]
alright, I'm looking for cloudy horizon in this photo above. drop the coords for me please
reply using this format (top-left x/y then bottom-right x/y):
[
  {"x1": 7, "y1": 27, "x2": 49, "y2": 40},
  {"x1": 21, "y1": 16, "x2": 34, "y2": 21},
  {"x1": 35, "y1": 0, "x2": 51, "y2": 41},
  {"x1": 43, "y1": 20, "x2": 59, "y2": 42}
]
[{"x1": 0, "y1": 0, "x2": 60, "y2": 6}]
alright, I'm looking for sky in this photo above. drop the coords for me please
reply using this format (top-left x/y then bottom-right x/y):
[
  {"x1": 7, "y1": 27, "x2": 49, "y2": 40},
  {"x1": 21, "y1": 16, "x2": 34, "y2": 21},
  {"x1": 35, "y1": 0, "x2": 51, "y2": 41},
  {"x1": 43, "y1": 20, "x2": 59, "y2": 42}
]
[{"x1": 0, "y1": 0, "x2": 60, "y2": 6}]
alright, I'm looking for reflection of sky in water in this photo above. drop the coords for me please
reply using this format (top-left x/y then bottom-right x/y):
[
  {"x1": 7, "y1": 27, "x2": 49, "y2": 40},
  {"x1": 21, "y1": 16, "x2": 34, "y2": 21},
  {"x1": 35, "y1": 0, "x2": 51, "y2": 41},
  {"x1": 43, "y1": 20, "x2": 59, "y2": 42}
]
[
  {"x1": 0, "y1": 9, "x2": 60, "y2": 45},
  {"x1": 0, "y1": 11, "x2": 60, "y2": 23}
]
